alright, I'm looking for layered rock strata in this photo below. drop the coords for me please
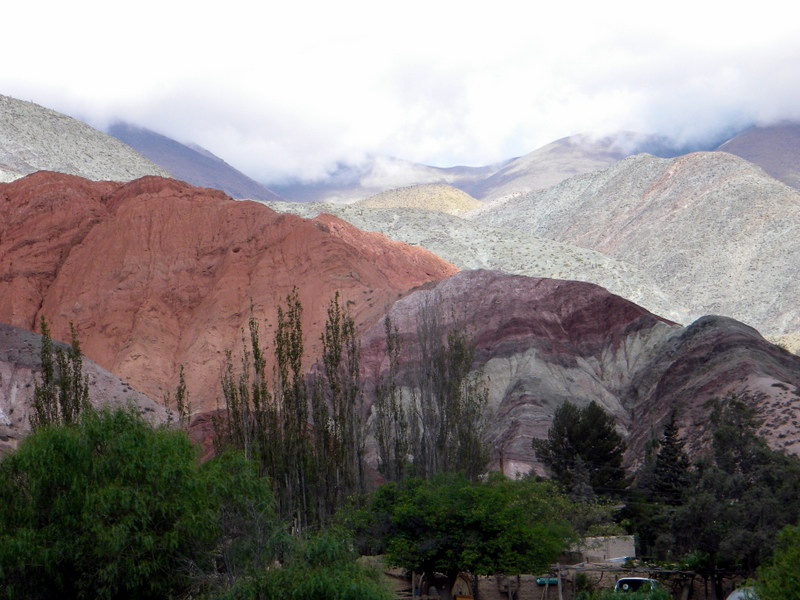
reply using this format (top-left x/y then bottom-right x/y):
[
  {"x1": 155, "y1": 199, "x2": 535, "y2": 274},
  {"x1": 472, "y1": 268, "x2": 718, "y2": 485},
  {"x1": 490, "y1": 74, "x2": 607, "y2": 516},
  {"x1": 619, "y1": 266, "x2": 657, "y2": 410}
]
[{"x1": 358, "y1": 270, "x2": 800, "y2": 474}]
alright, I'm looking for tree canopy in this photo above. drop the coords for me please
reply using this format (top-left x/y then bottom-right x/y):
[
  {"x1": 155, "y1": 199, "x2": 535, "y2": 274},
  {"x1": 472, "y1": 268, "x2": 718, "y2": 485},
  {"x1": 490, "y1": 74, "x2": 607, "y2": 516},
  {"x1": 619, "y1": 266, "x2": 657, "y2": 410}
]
[
  {"x1": 533, "y1": 401, "x2": 628, "y2": 497},
  {"x1": 29, "y1": 317, "x2": 90, "y2": 430},
  {"x1": 362, "y1": 472, "x2": 574, "y2": 600},
  {"x1": 669, "y1": 392, "x2": 800, "y2": 577},
  {"x1": 373, "y1": 303, "x2": 490, "y2": 484},
  {"x1": 217, "y1": 291, "x2": 368, "y2": 530},
  {"x1": 754, "y1": 523, "x2": 800, "y2": 600},
  {"x1": 0, "y1": 407, "x2": 219, "y2": 600}
]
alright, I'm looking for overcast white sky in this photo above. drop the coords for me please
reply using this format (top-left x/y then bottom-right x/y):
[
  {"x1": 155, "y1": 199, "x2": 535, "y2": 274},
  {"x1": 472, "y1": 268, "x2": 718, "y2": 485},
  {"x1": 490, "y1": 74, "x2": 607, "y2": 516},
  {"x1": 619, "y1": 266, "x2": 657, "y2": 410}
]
[{"x1": 5, "y1": 0, "x2": 800, "y2": 183}]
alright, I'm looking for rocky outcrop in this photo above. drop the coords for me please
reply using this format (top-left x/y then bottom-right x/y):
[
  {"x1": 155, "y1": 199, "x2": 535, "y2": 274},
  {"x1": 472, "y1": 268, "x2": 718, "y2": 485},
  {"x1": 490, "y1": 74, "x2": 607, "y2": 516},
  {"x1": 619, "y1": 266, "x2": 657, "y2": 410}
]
[
  {"x1": 0, "y1": 95, "x2": 169, "y2": 181},
  {"x1": 626, "y1": 315, "x2": 800, "y2": 464},
  {"x1": 355, "y1": 183, "x2": 481, "y2": 216},
  {"x1": 468, "y1": 151, "x2": 800, "y2": 337},
  {"x1": 0, "y1": 322, "x2": 167, "y2": 455},
  {"x1": 0, "y1": 171, "x2": 457, "y2": 413},
  {"x1": 357, "y1": 270, "x2": 800, "y2": 475}
]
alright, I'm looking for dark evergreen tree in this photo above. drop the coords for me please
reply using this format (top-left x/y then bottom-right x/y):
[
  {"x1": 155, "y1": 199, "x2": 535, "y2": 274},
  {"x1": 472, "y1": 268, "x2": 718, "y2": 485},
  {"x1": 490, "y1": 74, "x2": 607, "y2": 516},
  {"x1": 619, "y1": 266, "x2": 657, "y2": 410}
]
[
  {"x1": 626, "y1": 411, "x2": 691, "y2": 558},
  {"x1": 533, "y1": 400, "x2": 628, "y2": 497},
  {"x1": 668, "y1": 391, "x2": 800, "y2": 589},
  {"x1": 649, "y1": 412, "x2": 691, "y2": 505}
]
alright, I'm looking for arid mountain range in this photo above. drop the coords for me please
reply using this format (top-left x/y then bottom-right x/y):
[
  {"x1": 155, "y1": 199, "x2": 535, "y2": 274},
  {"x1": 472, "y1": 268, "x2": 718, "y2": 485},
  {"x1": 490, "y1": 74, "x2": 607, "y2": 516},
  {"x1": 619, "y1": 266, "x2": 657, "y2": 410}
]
[
  {"x1": 467, "y1": 151, "x2": 800, "y2": 337},
  {"x1": 1, "y1": 93, "x2": 799, "y2": 474},
  {"x1": 269, "y1": 132, "x2": 705, "y2": 204}
]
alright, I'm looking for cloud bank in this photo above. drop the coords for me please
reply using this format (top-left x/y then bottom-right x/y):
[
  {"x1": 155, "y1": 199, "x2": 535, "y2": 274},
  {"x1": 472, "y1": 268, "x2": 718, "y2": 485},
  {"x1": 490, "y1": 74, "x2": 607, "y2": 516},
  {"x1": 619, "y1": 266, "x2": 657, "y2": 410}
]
[{"x1": 5, "y1": 0, "x2": 800, "y2": 183}]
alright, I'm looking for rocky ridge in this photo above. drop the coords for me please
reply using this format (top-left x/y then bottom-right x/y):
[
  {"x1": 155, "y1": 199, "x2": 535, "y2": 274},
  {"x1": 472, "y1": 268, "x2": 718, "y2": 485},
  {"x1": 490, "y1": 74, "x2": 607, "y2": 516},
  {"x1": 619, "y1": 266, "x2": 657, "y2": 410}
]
[
  {"x1": 717, "y1": 122, "x2": 800, "y2": 190},
  {"x1": 264, "y1": 201, "x2": 684, "y2": 324},
  {"x1": 0, "y1": 95, "x2": 169, "y2": 182},
  {"x1": 467, "y1": 151, "x2": 800, "y2": 337},
  {"x1": 465, "y1": 134, "x2": 633, "y2": 202}
]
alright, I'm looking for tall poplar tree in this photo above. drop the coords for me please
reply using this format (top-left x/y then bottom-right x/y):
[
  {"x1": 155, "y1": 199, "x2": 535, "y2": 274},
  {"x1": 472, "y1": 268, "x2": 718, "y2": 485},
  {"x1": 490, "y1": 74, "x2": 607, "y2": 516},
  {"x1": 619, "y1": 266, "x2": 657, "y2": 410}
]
[
  {"x1": 217, "y1": 291, "x2": 368, "y2": 529},
  {"x1": 30, "y1": 317, "x2": 90, "y2": 430}
]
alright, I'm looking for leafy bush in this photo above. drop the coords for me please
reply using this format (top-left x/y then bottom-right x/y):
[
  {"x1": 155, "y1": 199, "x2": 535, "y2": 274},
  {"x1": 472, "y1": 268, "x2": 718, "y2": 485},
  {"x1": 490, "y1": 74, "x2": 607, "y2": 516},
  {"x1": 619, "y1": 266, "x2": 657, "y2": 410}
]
[
  {"x1": 755, "y1": 523, "x2": 800, "y2": 600},
  {"x1": 0, "y1": 407, "x2": 218, "y2": 599},
  {"x1": 208, "y1": 529, "x2": 392, "y2": 600},
  {"x1": 200, "y1": 451, "x2": 288, "y2": 585}
]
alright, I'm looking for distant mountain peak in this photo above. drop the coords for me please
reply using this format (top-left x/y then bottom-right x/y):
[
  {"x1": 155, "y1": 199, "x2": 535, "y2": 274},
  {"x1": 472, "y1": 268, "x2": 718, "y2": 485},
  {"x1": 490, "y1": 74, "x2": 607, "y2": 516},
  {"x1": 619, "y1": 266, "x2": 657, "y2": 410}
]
[
  {"x1": 715, "y1": 121, "x2": 800, "y2": 190},
  {"x1": 107, "y1": 121, "x2": 283, "y2": 202}
]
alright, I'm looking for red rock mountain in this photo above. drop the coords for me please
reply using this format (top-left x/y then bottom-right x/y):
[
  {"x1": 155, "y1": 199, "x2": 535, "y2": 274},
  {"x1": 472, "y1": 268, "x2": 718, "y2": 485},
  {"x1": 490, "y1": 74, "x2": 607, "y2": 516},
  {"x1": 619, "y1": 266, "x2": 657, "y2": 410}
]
[
  {"x1": 0, "y1": 172, "x2": 457, "y2": 412},
  {"x1": 358, "y1": 270, "x2": 800, "y2": 475}
]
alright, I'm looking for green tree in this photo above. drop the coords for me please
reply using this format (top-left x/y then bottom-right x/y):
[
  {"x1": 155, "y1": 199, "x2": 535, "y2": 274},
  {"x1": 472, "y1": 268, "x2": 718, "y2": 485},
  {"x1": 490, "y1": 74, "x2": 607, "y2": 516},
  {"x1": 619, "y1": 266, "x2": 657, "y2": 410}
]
[
  {"x1": 669, "y1": 392, "x2": 800, "y2": 592},
  {"x1": 409, "y1": 300, "x2": 490, "y2": 481},
  {"x1": 30, "y1": 317, "x2": 90, "y2": 430},
  {"x1": 626, "y1": 412, "x2": 692, "y2": 558},
  {"x1": 637, "y1": 412, "x2": 691, "y2": 506},
  {"x1": 310, "y1": 292, "x2": 368, "y2": 523},
  {"x1": 0, "y1": 407, "x2": 219, "y2": 600},
  {"x1": 199, "y1": 451, "x2": 287, "y2": 588},
  {"x1": 754, "y1": 523, "x2": 800, "y2": 600},
  {"x1": 373, "y1": 315, "x2": 410, "y2": 482},
  {"x1": 372, "y1": 301, "x2": 490, "y2": 483},
  {"x1": 363, "y1": 473, "x2": 574, "y2": 600},
  {"x1": 164, "y1": 363, "x2": 191, "y2": 428},
  {"x1": 533, "y1": 401, "x2": 628, "y2": 497},
  {"x1": 646, "y1": 412, "x2": 692, "y2": 505},
  {"x1": 216, "y1": 291, "x2": 368, "y2": 530}
]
